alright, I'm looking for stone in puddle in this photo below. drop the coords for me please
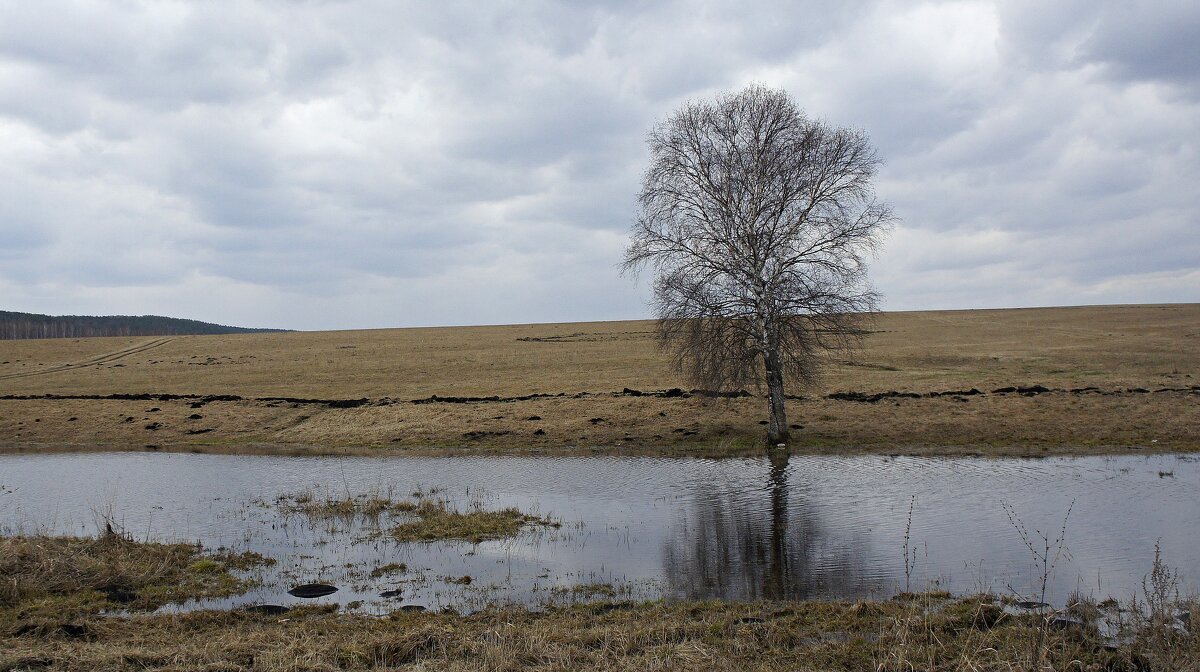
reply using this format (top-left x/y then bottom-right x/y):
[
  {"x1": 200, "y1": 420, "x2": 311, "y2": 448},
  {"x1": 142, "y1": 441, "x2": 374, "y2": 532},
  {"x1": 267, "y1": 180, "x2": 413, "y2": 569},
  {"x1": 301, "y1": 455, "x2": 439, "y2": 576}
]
[
  {"x1": 287, "y1": 583, "x2": 338, "y2": 598},
  {"x1": 380, "y1": 589, "x2": 403, "y2": 599}
]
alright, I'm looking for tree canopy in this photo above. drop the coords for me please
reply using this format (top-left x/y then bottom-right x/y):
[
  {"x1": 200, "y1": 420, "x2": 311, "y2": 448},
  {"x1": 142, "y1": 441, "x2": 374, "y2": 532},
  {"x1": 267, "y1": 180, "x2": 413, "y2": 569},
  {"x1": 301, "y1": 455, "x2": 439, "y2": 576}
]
[{"x1": 624, "y1": 84, "x2": 893, "y2": 445}]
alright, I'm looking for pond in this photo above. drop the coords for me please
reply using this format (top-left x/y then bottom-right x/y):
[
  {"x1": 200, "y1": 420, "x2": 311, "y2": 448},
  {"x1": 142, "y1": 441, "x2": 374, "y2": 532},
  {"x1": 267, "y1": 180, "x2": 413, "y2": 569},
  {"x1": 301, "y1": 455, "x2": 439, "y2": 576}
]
[{"x1": 1, "y1": 452, "x2": 1196, "y2": 614}]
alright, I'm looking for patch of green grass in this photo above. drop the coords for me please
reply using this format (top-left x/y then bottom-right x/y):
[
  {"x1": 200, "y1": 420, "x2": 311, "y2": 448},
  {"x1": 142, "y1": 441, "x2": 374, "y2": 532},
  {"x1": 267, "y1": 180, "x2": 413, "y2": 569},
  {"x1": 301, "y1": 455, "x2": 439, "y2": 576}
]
[
  {"x1": 0, "y1": 534, "x2": 271, "y2": 636},
  {"x1": 277, "y1": 491, "x2": 396, "y2": 520},
  {"x1": 552, "y1": 583, "x2": 617, "y2": 598},
  {"x1": 391, "y1": 499, "x2": 558, "y2": 543},
  {"x1": 368, "y1": 562, "x2": 407, "y2": 578}
]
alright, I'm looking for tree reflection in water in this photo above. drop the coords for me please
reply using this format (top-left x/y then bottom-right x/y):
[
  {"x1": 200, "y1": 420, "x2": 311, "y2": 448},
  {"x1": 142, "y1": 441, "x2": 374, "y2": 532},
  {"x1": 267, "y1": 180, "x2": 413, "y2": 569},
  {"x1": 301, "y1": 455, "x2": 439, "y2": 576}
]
[{"x1": 663, "y1": 452, "x2": 882, "y2": 601}]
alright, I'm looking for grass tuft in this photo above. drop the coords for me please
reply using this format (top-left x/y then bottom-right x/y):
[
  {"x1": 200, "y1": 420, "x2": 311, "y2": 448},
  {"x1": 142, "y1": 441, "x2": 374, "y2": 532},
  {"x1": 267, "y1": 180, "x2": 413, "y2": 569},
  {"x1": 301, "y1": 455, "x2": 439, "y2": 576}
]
[
  {"x1": 0, "y1": 534, "x2": 270, "y2": 637},
  {"x1": 391, "y1": 499, "x2": 558, "y2": 543}
]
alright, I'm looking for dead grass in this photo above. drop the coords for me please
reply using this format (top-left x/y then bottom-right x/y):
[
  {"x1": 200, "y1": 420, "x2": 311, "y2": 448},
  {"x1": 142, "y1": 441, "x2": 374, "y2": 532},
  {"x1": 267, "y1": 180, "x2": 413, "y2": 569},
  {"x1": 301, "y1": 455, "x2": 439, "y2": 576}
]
[
  {"x1": 0, "y1": 593, "x2": 1195, "y2": 671},
  {"x1": 391, "y1": 498, "x2": 558, "y2": 543},
  {"x1": 275, "y1": 490, "x2": 394, "y2": 520},
  {"x1": 0, "y1": 534, "x2": 271, "y2": 637},
  {"x1": 1, "y1": 533, "x2": 1194, "y2": 670},
  {"x1": 1, "y1": 304, "x2": 1198, "y2": 456},
  {"x1": 271, "y1": 490, "x2": 556, "y2": 542}
]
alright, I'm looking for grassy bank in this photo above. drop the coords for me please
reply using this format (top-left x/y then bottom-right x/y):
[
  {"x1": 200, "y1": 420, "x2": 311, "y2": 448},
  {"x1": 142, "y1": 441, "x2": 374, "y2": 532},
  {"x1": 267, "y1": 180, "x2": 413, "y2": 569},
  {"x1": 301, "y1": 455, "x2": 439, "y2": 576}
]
[
  {"x1": 0, "y1": 533, "x2": 270, "y2": 638},
  {"x1": 1, "y1": 535, "x2": 1196, "y2": 670},
  {"x1": 1, "y1": 304, "x2": 1198, "y2": 456},
  {"x1": 2, "y1": 592, "x2": 1195, "y2": 670}
]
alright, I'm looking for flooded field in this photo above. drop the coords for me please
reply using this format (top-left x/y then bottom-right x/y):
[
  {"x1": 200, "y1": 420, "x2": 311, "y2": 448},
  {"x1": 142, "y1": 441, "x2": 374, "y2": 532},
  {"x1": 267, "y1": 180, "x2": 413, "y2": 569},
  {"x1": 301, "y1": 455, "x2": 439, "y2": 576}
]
[{"x1": 1, "y1": 452, "x2": 1196, "y2": 614}]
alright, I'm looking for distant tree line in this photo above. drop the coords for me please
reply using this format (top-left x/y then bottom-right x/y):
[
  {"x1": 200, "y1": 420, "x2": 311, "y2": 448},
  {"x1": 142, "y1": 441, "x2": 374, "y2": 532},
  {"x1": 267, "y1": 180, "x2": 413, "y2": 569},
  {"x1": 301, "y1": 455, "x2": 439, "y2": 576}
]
[{"x1": 0, "y1": 311, "x2": 288, "y2": 340}]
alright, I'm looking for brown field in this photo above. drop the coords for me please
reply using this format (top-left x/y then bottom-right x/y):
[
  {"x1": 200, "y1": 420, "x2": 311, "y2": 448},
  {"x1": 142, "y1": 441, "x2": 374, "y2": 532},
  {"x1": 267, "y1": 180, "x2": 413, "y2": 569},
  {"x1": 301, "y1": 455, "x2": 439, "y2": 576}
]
[{"x1": 2, "y1": 304, "x2": 1198, "y2": 456}]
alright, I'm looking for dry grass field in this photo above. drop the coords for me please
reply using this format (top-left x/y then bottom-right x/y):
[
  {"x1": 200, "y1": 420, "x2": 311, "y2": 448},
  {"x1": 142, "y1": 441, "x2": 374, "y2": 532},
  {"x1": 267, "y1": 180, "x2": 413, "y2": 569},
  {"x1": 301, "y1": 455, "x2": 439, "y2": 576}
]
[{"x1": 2, "y1": 304, "x2": 1198, "y2": 456}]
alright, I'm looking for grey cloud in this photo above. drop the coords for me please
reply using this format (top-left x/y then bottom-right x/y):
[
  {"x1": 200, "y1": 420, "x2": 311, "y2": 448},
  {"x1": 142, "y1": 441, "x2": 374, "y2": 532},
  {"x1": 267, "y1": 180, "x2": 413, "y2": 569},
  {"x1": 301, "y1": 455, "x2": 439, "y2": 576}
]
[
  {"x1": 0, "y1": 0, "x2": 1196, "y2": 329},
  {"x1": 1080, "y1": 4, "x2": 1200, "y2": 90}
]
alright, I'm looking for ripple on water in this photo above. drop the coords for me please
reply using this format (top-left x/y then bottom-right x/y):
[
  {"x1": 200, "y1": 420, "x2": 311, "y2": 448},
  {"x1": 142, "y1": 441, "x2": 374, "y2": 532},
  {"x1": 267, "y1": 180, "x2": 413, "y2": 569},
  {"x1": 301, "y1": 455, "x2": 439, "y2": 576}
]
[{"x1": 0, "y1": 451, "x2": 1196, "y2": 612}]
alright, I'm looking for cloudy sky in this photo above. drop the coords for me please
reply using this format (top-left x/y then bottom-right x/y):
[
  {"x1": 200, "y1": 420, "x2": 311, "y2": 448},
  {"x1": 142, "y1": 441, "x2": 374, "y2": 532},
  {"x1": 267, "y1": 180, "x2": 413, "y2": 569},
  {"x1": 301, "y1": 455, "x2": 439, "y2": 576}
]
[{"x1": 1, "y1": 1, "x2": 1196, "y2": 330}]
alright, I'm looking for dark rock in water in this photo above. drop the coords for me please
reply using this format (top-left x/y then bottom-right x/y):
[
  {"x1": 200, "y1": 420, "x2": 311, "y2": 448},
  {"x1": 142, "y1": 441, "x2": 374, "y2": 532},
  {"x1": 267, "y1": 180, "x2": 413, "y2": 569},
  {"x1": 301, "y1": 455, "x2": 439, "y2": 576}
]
[
  {"x1": 400, "y1": 604, "x2": 426, "y2": 612},
  {"x1": 379, "y1": 589, "x2": 403, "y2": 599},
  {"x1": 246, "y1": 604, "x2": 290, "y2": 615},
  {"x1": 287, "y1": 583, "x2": 338, "y2": 598}
]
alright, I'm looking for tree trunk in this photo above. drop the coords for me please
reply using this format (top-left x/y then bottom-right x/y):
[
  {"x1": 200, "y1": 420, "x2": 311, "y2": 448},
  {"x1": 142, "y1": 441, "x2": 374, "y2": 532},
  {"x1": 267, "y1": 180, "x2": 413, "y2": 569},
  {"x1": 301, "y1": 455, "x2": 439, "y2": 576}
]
[{"x1": 765, "y1": 348, "x2": 790, "y2": 446}]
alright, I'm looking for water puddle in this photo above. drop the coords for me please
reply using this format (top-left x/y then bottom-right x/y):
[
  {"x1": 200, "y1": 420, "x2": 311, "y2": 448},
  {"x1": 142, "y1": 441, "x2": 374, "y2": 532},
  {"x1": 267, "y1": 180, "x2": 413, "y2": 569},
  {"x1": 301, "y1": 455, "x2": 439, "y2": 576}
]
[{"x1": 1, "y1": 452, "x2": 1196, "y2": 613}]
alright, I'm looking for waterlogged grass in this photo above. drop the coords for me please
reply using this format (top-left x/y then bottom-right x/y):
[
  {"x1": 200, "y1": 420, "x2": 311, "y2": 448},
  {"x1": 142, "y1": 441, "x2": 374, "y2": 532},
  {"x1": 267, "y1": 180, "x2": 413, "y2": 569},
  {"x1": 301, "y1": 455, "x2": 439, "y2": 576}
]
[
  {"x1": 391, "y1": 498, "x2": 559, "y2": 543},
  {"x1": 0, "y1": 534, "x2": 271, "y2": 637},
  {"x1": 274, "y1": 489, "x2": 558, "y2": 543},
  {"x1": 275, "y1": 490, "x2": 395, "y2": 520}
]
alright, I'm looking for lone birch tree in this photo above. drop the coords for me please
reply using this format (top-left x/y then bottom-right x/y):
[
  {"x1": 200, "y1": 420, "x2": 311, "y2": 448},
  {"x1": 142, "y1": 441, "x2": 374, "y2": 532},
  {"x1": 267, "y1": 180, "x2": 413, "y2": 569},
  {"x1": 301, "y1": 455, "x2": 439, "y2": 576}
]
[{"x1": 623, "y1": 85, "x2": 893, "y2": 446}]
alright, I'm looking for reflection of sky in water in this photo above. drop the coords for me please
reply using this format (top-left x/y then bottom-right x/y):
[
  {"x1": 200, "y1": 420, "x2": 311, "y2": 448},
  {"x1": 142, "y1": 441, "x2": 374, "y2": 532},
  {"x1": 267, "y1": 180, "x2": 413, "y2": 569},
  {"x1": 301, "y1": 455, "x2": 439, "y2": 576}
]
[{"x1": 0, "y1": 452, "x2": 1196, "y2": 612}]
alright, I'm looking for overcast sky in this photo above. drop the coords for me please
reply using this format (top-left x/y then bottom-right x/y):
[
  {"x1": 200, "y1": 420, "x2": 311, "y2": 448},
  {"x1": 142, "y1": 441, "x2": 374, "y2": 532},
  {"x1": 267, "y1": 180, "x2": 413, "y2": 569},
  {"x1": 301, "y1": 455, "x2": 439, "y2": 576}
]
[{"x1": 1, "y1": 1, "x2": 1196, "y2": 330}]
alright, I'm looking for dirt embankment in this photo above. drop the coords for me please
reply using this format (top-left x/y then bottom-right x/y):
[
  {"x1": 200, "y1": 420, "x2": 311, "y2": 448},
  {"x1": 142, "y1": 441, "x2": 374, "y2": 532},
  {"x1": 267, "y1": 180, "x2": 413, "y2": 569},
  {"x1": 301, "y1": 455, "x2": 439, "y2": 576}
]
[{"x1": 2, "y1": 382, "x2": 1197, "y2": 458}]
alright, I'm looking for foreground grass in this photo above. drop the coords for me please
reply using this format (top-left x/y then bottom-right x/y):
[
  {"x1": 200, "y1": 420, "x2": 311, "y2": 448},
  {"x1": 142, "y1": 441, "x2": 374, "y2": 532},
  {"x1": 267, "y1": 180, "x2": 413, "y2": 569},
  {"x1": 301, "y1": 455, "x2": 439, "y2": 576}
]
[
  {"x1": 1, "y1": 536, "x2": 1195, "y2": 670},
  {"x1": 2, "y1": 594, "x2": 1196, "y2": 671},
  {"x1": 0, "y1": 534, "x2": 271, "y2": 638}
]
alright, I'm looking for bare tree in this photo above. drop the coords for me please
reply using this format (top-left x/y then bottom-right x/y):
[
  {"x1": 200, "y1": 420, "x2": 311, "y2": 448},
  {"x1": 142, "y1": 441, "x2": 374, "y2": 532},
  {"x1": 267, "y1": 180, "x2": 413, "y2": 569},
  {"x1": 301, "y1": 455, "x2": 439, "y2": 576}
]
[{"x1": 623, "y1": 85, "x2": 893, "y2": 446}]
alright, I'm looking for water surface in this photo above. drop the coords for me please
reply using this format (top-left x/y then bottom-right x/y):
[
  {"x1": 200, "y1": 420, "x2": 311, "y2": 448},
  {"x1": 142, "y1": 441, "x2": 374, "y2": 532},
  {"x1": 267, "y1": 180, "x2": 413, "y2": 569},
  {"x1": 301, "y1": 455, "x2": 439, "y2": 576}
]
[{"x1": 1, "y1": 452, "x2": 1196, "y2": 613}]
